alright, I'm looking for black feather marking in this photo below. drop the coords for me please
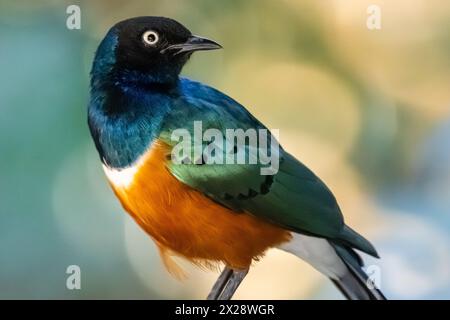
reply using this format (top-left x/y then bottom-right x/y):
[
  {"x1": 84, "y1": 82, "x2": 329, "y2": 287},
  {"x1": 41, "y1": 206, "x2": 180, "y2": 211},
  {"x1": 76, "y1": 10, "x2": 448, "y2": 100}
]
[
  {"x1": 260, "y1": 175, "x2": 274, "y2": 195},
  {"x1": 223, "y1": 193, "x2": 233, "y2": 200},
  {"x1": 248, "y1": 188, "x2": 258, "y2": 198}
]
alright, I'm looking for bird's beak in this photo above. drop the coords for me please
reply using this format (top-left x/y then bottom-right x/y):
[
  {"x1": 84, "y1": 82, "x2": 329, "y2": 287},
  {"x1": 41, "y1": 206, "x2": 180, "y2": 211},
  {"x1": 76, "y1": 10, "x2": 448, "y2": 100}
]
[{"x1": 161, "y1": 35, "x2": 222, "y2": 55}]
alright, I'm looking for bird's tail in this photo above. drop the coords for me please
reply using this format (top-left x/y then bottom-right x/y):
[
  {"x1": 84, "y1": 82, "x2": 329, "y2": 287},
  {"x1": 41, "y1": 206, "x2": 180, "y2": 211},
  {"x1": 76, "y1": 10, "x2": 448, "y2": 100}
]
[{"x1": 330, "y1": 243, "x2": 386, "y2": 300}]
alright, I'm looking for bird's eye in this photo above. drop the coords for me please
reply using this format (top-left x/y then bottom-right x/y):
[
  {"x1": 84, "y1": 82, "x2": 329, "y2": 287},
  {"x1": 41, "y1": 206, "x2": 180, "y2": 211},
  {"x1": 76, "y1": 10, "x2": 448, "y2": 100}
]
[{"x1": 142, "y1": 30, "x2": 159, "y2": 46}]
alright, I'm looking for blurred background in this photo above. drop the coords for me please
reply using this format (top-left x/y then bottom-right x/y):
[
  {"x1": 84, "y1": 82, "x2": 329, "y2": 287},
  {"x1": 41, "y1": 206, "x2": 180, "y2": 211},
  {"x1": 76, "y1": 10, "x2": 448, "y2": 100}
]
[{"x1": 1, "y1": 0, "x2": 450, "y2": 299}]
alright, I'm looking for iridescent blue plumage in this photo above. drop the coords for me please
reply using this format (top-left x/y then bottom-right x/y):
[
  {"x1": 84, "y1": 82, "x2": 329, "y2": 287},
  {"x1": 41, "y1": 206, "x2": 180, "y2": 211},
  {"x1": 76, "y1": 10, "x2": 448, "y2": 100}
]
[
  {"x1": 89, "y1": 27, "x2": 170, "y2": 168},
  {"x1": 89, "y1": 72, "x2": 264, "y2": 168}
]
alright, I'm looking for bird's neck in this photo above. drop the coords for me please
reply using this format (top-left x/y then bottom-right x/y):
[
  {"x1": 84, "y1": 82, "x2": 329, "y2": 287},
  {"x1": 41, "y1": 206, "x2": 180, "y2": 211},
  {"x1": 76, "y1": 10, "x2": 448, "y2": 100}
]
[
  {"x1": 88, "y1": 70, "x2": 176, "y2": 169},
  {"x1": 92, "y1": 68, "x2": 179, "y2": 95}
]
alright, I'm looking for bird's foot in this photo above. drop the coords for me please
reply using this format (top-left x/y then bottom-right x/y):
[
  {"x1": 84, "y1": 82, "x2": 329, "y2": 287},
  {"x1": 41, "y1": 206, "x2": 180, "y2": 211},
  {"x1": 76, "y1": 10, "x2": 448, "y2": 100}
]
[{"x1": 206, "y1": 266, "x2": 248, "y2": 300}]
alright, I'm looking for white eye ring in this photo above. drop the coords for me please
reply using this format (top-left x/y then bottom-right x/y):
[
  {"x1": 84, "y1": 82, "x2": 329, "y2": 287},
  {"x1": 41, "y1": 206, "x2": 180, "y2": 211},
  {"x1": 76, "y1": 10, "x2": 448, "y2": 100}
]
[{"x1": 142, "y1": 30, "x2": 159, "y2": 45}]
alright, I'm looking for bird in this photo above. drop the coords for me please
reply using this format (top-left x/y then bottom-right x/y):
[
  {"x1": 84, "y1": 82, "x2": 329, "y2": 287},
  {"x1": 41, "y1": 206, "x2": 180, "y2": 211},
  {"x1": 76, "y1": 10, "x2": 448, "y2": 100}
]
[{"x1": 88, "y1": 16, "x2": 385, "y2": 300}]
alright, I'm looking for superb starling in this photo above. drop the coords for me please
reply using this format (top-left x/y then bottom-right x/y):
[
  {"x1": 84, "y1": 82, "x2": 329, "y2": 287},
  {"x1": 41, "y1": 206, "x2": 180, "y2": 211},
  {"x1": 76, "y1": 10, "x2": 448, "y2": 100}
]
[{"x1": 88, "y1": 16, "x2": 385, "y2": 300}]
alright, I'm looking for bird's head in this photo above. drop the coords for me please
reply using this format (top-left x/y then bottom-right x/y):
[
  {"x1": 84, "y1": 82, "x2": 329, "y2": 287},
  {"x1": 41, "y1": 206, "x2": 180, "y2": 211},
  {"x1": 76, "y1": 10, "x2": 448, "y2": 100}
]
[{"x1": 91, "y1": 16, "x2": 222, "y2": 86}]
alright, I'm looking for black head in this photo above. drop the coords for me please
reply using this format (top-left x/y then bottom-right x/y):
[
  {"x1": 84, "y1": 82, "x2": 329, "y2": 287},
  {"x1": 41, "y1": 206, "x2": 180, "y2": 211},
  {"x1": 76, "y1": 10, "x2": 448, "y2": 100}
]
[{"x1": 93, "y1": 16, "x2": 221, "y2": 85}]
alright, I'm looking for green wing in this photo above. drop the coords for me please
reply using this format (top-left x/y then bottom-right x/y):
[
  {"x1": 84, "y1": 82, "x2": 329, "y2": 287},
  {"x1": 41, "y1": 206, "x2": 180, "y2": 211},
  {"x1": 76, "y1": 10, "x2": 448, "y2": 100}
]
[{"x1": 158, "y1": 79, "x2": 378, "y2": 257}]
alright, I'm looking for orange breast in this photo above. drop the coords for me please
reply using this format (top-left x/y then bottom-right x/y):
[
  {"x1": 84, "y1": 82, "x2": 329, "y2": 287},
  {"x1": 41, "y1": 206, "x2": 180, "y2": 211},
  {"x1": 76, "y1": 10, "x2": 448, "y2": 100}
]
[{"x1": 107, "y1": 140, "x2": 290, "y2": 273}]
